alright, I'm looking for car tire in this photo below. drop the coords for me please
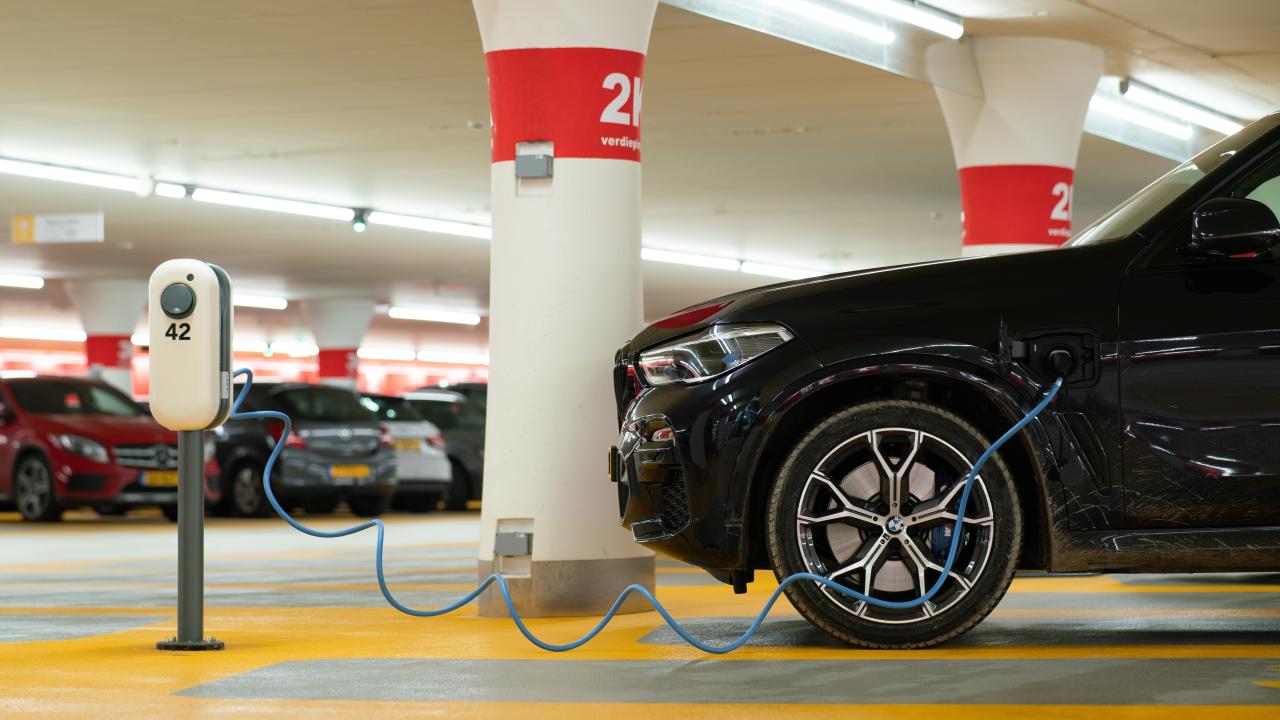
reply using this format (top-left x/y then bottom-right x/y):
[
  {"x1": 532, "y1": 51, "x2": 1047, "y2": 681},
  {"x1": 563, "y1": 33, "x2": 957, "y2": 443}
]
[
  {"x1": 230, "y1": 463, "x2": 272, "y2": 518},
  {"x1": 443, "y1": 460, "x2": 469, "y2": 511},
  {"x1": 348, "y1": 496, "x2": 390, "y2": 517},
  {"x1": 766, "y1": 399, "x2": 1022, "y2": 649},
  {"x1": 304, "y1": 496, "x2": 339, "y2": 514},
  {"x1": 161, "y1": 504, "x2": 180, "y2": 523},
  {"x1": 14, "y1": 454, "x2": 62, "y2": 522}
]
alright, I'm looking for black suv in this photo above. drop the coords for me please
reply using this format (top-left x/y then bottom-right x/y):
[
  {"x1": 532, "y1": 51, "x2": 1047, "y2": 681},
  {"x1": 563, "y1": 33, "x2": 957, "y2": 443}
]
[
  {"x1": 213, "y1": 382, "x2": 396, "y2": 517},
  {"x1": 611, "y1": 115, "x2": 1280, "y2": 648}
]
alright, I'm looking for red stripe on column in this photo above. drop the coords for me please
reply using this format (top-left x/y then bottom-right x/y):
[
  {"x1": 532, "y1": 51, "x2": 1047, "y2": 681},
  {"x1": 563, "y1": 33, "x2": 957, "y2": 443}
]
[
  {"x1": 486, "y1": 47, "x2": 646, "y2": 163},
  {"x1": 959, "y1": 165, "x2": 1074, "y2": 248},
  {"x1": 85, "y1": 335, "x2": 133, "y2": 369},
  {"x1": 317, "y1": 348, "x2": 358, "y2": 379}
]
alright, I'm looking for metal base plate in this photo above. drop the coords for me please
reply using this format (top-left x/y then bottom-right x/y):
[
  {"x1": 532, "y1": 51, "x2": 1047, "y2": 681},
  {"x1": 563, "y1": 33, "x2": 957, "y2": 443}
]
[{"x1": 156, "y1": 637, "x2": 225, "y2": 651}]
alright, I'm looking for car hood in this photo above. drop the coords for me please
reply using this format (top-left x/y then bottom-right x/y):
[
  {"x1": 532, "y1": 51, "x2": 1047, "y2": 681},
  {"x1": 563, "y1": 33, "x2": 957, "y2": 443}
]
[
  {"x1": 35, "y1": 414, "x2": 174, "y2": 446},
  {"x1": 625, "y1": 245, "x2": 1113, "y2": 354}
]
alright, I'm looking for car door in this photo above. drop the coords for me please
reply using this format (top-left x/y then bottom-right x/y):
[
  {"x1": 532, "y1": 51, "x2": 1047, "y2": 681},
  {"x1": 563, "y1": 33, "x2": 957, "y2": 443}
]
[
  {"x1": 1118, "y1": 150, "x2": 1280, "y2": 528},
  {"x1": 0, "y1": 383, "x2": 15, "y2": 500}
]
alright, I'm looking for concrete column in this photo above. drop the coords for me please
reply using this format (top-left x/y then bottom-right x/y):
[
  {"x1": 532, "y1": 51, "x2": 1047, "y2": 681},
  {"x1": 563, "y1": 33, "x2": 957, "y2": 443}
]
[
  {"x1": 304, "y1": 298, "x2": 375, "y2": 389},
  {"x1": 928, "y1": 37, "x2": 1103, "y2": 256},
  {"x1": 66, "y1": 279, "x2": 147, "y2": 395},
  {"x1": 471, "y1": 0, "x2": 657, "y2": 616}
]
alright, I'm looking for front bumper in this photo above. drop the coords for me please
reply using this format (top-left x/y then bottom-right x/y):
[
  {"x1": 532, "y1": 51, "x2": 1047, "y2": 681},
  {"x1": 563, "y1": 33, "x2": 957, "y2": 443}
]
[
  {"x1": 54, "y1": 455, "x2": 221, "y2": 507},
  {"x1": 610, "y1": 338, "x2": 822, "y2": 572},
  {"x1": 274, "y1": 449, "x2": 398, "y2": 497}
]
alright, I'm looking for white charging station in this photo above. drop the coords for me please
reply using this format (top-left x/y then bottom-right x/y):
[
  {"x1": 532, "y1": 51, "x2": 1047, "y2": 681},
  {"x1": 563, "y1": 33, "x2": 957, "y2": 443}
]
[{"x1": 148, "y1": 259, "x2": 233, "y2": 652}]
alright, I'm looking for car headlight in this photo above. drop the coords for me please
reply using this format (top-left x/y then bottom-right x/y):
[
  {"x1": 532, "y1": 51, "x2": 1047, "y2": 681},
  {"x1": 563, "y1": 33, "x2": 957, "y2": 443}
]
[
  {"x1": 55, "y1": 434, "x2": 109, "y2": 464},
  {"x1": 637, "y1": 323, "x2": 795, "y2": 386}
]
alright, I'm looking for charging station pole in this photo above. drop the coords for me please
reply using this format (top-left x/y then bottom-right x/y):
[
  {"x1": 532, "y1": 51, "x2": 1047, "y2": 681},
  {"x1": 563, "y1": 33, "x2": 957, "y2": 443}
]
[{"x1": 157, "y1": 429, "x2": 223, "y2": 651}]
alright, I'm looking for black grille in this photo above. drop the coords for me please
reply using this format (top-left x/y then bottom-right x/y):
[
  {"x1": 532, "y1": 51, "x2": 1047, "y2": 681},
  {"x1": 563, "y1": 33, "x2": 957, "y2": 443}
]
[
  {"x1": 114, "y1": 444, "x2": 178, "y2": 469},
  {"x1": 67, "y1": 475, "x2": 106, "y2": 492},
  {"x1": 660, "y1": 470, "x2": 691, "y2": 533}
]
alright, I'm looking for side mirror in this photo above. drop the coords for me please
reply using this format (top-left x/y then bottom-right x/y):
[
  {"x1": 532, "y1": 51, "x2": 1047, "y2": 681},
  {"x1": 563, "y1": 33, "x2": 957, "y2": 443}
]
[{"x1": 1189, "y1": 197, "x2": 1280, "y2": 257}]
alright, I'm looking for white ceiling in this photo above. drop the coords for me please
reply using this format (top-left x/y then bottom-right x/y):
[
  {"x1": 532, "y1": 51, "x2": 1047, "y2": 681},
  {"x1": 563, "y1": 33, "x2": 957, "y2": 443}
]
[{"x1": 1, "y1": 0, "x2": 1273, "y2": 348}]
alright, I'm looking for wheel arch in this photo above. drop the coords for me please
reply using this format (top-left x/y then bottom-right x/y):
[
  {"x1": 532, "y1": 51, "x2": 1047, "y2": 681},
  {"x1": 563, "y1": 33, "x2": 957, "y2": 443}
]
[{"x1": 740, "y1": 361, "x2": 1059, "y2": 573}]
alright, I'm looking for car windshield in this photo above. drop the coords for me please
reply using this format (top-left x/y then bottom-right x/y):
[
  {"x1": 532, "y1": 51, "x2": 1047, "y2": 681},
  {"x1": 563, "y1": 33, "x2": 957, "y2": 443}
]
[
  {"x1": 1068, "y1": 116, "x2": 1279, "y2": 247},
  {"x1": 273, "y1": 387, "x2": 373, "y2": 423},
  {"x1": 407, "y1": 396, "x2": 485, "y2": 431},
  {"x1": 7, "y1": 380, "x2": 143, "y2": 416},
  {"x1": 360, "y1": 395, "x2": 426, "y2": 422}
]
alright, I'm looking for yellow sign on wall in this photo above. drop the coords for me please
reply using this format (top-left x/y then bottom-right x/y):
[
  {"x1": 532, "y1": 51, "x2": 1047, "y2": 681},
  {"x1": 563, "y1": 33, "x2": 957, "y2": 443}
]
[
  {"x1": 9, "y1": 212, "x2": 103, "y2": 244},
  {"x1": 11, "y1": 215, "x2": 35, "y2": 243}
]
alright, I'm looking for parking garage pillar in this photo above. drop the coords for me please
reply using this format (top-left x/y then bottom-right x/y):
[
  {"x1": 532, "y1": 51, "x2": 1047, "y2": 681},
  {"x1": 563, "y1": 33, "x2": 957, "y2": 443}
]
[
  {"x1": 66, "y1": 279, "x2": 147, "y2": 395},
  {"x1": 305, "y1": 298, "x2": 375, "y2": 389},
  {"x1": 928, "y1": 37, "x2": 1103, "y2": 256},
  {"x1": 471, "y1": 0, "x2": 658, "y2": 616}
]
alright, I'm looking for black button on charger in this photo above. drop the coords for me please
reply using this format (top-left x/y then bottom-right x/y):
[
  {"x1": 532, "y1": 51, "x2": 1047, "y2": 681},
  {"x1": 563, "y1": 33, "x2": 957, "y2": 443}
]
[{"x1": 161, "y1": 283, "x2": 196, "y2": 319}]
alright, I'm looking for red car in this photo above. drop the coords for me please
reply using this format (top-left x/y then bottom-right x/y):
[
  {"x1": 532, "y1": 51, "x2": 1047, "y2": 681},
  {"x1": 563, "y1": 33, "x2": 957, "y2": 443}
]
[{"x1": 0, "y1": 376, "x2": 220, "y2": 521}]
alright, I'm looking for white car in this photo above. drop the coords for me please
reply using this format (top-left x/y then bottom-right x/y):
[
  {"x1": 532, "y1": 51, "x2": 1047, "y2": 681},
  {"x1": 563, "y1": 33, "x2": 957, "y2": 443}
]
[{"x1": 360, "y1": 394, "x2": 452, "y2": 512}]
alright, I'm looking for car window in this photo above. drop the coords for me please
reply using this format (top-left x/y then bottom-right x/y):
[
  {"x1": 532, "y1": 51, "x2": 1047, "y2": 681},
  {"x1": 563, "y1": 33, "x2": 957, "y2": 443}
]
[
  {"x1": 273, "y1": 387, "x2": 373, "y2": 423},
  {"x1": 8, "y1": 380, "x2": 143, "y2": 416},
  {"x1": 1069, "y1": 117, "x2": 1279, "y2": 247},
  {"x1": 360, "y1": 396, "x2": 425, "y2": 422},
  {"x1": 407, "y1": 399, "x2": 458, "y2": 429}
]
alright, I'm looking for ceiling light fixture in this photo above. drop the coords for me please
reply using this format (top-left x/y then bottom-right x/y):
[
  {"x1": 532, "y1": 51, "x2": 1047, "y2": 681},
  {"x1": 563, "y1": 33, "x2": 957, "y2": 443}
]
[
  {"x1": 266, "y1": 341, "x2": 319, "y2": 358},
  {"x1": 367, "y1": 211, "x2": 492, "y2": 240},
  {"x1": 740, "y1": 261, "x2": 826, "y2": 280},
  {"x1": 641, "y1": 248, "x2": 742, "y2": 271},
  {"x1": 416, "y1": 350, "x2": 490, "y2": 365},
  {"x1": 357, "y1": 347, "x2": 418, "y2": 362},
  {"x1": 0, "y1": 274, "x2": 45, "y2": 289},
  {"x1": 234, "y1": 294, "x2": 289, "y2": 311},
  {"x1": 837, "y1": 0, "x2": 963, "y2": 39},
  {"x1": 154, "y1": 182, "x2": 189, "y2": 199},
  {"x1": 352, "y1": 209, "x2": 368, "y2": 233},
  {"x1": 0, "y1": 326, "x2": 88, "y2": 342},
  {"x1": 191, "y1": 188, "x2": 355, "y2": 221},
  {"x1": 1121, "y1": 79, "x2": 1246, "y2": 136},
  {"x1": 0, "y1": 157, "x2": 141, "y2": 192},
  {"x1": 387, "y1": 306, "x2": 483, "y2": 326},
  {"x1": 1088, "y1": 95, "x2": 1193, "y2": 140},
  {"x1": 777, "y1": 0, "x2": 896, "y2": 45}
]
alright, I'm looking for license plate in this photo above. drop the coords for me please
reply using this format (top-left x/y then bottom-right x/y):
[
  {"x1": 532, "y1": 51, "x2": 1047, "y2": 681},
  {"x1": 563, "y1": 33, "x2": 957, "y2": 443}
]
[
  {"x1": 142, "y1": 470, "x2": 179, "y2": 488},
  {"x1": 394, "y1": 439, "x2": 423, "y2": 452},
  {"x1": 330, "y1": 464, "x2": 371, "y2": 479}
]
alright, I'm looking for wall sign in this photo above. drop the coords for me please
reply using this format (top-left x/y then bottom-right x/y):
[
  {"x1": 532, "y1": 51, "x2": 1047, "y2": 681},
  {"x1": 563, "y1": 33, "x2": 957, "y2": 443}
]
[
  {"x1": 486, "y1": 47, "x2": 646, "y2": 163},
  {"x1": 957, "y1": 165, "x2": 1073, "y2": 248},
  {"x1": 11, "y1": 212, "x2": 105, "y2": 244}
]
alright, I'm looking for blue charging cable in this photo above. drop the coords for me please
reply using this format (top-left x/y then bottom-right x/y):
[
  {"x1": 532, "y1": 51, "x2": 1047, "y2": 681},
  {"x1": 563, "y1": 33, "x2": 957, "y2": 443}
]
[{"x1": 231, "y1": 368, "x2": 1062, "y2": 653}]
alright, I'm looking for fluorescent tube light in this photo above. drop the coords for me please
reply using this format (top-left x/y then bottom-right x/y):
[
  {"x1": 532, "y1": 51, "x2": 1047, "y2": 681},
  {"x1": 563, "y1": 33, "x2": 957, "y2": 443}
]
[
  {"x1": 0, "y1": 326, "x2": 87, "y2": 342},
  {"x1": 641, "y1": 247, "x2": 742, "y2": 271},
  {"x1": 1121, "y1": 80, "x2": 1245, "y2": 136},
  {"x1": 0, "y1": 370, "x2": 37, "y2": 379},
  {"x1": 357, "y1": 347, "x2": 418, "y2": 362},
  {"x1": 234, "y1": 294, "x2": 289, "y2": 311},
  {"x1": 0, "y1": 274, "x2": 45, "y2": 289},
  {"x1": 740, "y1": 262, "x2": 825, "y2": 280},
  {"x1": 367, "y1": 211, "x2": 492, "y2": 240},
  {"x1": 267, "y1": 341, "x2": 319, "y2": 358},
  {"x1": 233, "y1": 339, "x2": 270, "y2": 354},
  {"x1": 417, "y1": 350, "x2": 490, "y2": 365},
  {"x1": 839, "y1": 0, "x2": 963, "y2": 39},
  {"x1": 776, "y1": 0, "x2": 896, "y2": 45},
  {"x1": 154, "y1": 182, "x2": 188, "y2": 198},
  {"x1": 387, "y1": 306, "x2": 483, "y2": 326},
  {"x1": 192, "y1": 188, "x2": 355, "y2": 221},
  {"x1": 0, "y1": 158, "x2": 140, "y2": 192},
  {"x1": 1089, "y1": 96, "x2": 1193, "y2": 140}
]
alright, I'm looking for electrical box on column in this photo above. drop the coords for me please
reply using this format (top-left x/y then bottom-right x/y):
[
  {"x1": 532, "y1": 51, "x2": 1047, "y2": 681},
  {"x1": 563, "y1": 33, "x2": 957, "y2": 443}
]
[{"x1": 148, "y1": 259, "x2": 233, "y2": 431}]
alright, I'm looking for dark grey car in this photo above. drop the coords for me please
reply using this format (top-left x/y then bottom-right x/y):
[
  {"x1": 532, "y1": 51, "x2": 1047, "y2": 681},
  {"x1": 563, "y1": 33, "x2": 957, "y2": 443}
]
[
  {"x1": 213, "y1": 382, "x2": 397, "y2": 517},
  {"x1": 405, "y1": 389, "x2": 484, "y2": 510}
]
